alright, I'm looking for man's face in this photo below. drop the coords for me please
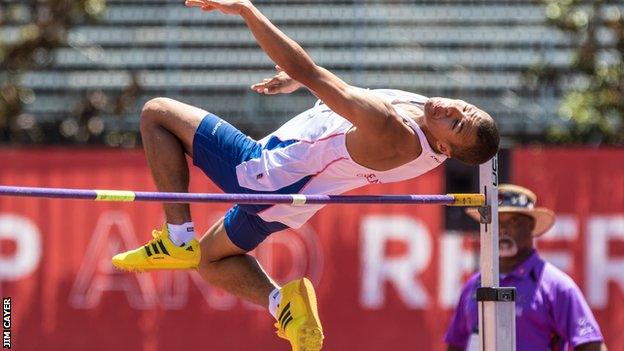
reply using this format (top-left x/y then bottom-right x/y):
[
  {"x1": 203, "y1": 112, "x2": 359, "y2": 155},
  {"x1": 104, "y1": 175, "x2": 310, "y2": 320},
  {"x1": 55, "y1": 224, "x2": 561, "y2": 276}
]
[
  {"x1": 498, "y1": 212, "x2": 535, "y2": 258},
  {"x1": 423, "y1": 97, "x2": 483, "y2": 157}
]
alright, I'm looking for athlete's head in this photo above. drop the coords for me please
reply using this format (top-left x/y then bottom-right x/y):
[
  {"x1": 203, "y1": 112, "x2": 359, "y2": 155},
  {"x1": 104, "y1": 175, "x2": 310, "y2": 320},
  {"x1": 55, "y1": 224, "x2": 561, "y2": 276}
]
[{"x1": 423, "y1": 97, "x2": 499, "y2": 165}]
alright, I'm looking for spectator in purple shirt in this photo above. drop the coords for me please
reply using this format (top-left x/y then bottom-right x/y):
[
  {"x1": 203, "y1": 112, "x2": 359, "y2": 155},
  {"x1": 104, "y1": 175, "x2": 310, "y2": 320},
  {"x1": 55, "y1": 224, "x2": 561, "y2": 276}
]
[{"x1": 445, "y1": 184, "x2": 607, "y2": 351}]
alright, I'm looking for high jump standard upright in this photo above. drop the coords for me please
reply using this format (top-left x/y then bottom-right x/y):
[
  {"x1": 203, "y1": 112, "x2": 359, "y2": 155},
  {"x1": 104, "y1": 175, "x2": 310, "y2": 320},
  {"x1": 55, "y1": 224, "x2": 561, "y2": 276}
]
[{"x1": 478, "y1": 156, "x2": 516, "y2": 351}]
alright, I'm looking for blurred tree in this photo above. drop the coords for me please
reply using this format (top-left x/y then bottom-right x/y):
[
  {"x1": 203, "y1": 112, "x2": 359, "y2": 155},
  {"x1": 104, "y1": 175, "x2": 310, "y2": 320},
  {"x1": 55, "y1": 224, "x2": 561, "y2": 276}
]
[
  {"x1": 526, "y1": 0, "x2": 624, "y2": 144},
  {"x1": 0, "y1": 0, "x2": 141, "y2": 146}
]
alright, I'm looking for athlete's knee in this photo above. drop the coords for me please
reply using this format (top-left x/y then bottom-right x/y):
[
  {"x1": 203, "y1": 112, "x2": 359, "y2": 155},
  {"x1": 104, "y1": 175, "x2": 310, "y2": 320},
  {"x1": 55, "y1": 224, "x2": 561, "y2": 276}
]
[
  {"x1": 198, "y1": 244, "x2": 229, "y2": 268},
  {"x1": 197, "y1": 238, "x2": 239, "y2": 274},
  {"x1": 140, "y1": 97, "x2": 177, "y2": 127},
  {"x1": 197, "y1": 251, "x2": 232, "y2": 284}
]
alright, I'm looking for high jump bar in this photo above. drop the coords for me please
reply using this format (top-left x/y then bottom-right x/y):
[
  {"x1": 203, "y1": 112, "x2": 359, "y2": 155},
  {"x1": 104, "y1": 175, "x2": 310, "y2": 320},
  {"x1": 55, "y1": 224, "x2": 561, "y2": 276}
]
[{"x1": 0, "y1": 185, "x2": 484, "y2": 206}]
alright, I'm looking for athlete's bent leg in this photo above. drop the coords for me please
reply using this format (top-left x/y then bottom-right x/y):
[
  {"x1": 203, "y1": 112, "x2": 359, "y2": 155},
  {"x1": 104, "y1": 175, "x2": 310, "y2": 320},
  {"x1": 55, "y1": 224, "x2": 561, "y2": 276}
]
[
  {"x1": 139, "y1": 97, "x2": 206, "y2": 224},
  {"x1": 112, "y1": 98, "x2": 208, "y2": 271},
  {"x1": 198, "y1": 218, "x2": 324, "y2": 351},
  {"x1": 197, "y1": 217, "x2": 277, "y2": 307}
]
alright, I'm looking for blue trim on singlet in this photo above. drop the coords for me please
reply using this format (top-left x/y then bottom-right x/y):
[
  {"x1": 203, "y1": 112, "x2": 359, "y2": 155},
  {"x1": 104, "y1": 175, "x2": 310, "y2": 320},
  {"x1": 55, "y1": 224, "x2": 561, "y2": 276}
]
[{"x1": 262, "y1": 135, "x2": 298, "y2": 151}]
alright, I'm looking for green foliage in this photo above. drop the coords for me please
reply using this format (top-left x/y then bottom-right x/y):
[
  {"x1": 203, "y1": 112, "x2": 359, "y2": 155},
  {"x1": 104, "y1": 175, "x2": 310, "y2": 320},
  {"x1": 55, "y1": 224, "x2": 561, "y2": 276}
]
[
  {"x1": 0, "y1": 0, "x2": 140, "y2": 146},
  {"x1": 1, "y1": 0, "x2": 105, "y2": 70},
  {"x1": 0, "y1": 0, "x2": 107, "y2": 143},
  {"x1": 532, "y1": 0, "x2": 624, "y2": 144}
]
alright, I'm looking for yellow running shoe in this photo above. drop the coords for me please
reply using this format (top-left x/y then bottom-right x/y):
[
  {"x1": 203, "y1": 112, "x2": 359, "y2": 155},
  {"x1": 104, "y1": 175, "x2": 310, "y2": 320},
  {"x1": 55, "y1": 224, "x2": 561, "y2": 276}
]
[
  {"x1": 275, "y1": 278, "x2": 324, "y2": 351},
  {"x1": 111, "y1": 224, "x2": 200, "y2": 272}
]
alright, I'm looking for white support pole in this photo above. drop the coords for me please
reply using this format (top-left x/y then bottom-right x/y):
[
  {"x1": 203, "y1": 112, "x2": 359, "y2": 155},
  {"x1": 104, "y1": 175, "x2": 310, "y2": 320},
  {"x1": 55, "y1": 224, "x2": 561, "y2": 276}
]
[{"x1": 478, "y1": 156, "x2": 516, "y2": 351}]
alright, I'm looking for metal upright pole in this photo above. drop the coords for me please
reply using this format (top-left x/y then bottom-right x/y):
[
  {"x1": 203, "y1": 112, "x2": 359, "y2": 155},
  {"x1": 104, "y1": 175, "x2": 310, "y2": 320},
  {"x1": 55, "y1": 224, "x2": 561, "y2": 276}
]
[{"x1": 478, "y1": 156, "x2": 516, "y2": 351}]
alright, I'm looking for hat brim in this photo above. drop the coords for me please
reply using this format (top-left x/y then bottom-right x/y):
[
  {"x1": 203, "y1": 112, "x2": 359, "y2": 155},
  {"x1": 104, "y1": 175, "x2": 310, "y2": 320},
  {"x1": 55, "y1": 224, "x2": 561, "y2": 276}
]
[{"x1": 465, "y1": 206, "x2": 555, "y2": 237}]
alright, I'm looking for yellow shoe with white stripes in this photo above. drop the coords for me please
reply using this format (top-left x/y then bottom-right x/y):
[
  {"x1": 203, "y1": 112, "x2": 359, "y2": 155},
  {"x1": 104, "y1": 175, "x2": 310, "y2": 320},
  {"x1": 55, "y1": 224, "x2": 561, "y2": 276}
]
[
  {"x1": 111, "y1": 223, "x2": 200, "y2": 272},
  {"x1": 275, "y1": 278, "x2": 324, "y2": 351}
]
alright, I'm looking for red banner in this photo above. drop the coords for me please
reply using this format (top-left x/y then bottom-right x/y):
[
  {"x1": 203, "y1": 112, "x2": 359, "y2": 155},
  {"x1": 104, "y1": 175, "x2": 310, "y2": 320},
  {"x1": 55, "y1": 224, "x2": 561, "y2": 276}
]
[{"x1": 0, "y1": 148, "x2": 622, "y2": 350}]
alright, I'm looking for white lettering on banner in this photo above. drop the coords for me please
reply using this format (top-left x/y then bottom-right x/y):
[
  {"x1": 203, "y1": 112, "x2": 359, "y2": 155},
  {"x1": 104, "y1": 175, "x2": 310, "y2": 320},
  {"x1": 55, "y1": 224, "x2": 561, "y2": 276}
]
[
  {"x1": 3, "y1": 208, "x2": 618, "y2": 311},
  {"x1": 360, "y1": 215, "x2": 432, "y2": 309},
  {"x1": 69, "y1": 211, "x2": 157, "y2": 309},
  {"x1": 586, "y1": 215, "x2": 624, "y2": 308},
  {"x1": 439, "y1": 231, "x2": 477, "y2": 309},
  {"x1": 0, "y1": 214, "x2": 41, "y2": 280}
]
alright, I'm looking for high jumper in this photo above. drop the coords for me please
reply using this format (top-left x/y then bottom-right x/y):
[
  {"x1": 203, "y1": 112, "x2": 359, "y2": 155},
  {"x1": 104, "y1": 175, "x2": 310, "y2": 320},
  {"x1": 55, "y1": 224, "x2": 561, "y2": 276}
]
[{"x1": 105, "y1": 1, "x2": 500, "y2": 350}]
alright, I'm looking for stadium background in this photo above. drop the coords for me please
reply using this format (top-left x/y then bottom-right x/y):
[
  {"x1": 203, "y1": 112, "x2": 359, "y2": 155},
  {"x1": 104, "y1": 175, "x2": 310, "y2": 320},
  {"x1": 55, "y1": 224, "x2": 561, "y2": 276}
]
[{"x1": 1, "y1": 0, "x2": 623, "y2": 350}]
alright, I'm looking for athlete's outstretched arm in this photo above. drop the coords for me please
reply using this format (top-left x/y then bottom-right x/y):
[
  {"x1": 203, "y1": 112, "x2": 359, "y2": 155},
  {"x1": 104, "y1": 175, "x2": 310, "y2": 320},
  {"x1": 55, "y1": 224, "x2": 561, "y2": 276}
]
[{"x1": 185, "y1": 0, "x2": 400, "y2": 135}]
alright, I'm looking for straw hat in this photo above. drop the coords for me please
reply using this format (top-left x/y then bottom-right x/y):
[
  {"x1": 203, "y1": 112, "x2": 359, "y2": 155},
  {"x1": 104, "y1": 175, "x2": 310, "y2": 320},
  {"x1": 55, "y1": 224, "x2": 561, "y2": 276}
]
[{"x1": 466, "y1": 184, "x2": 555, "y2": 237}]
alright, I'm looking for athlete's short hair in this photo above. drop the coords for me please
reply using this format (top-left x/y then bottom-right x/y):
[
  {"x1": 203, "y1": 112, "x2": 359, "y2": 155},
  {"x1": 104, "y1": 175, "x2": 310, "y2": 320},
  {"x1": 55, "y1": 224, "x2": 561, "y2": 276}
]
[{"x1": 451, "y1": 116, "x2": 499, "y2": 166}]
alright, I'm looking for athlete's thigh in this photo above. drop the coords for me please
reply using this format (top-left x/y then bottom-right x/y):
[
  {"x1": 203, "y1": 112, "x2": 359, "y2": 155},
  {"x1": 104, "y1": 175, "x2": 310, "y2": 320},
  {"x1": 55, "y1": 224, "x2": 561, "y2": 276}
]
[
  {"x1": 199, "y1": 217, "x2": 247, "y2": 263},
  {"x1": 147, "y1": 97, "x2": 208, "y2": 156}
]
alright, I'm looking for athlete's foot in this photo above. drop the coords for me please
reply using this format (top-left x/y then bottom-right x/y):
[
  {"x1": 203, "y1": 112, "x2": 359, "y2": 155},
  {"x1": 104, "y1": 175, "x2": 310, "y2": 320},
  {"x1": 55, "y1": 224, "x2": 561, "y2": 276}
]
[
  {"x1": 275, "y1": 278, "x2": 324, "y2": 351},
  {"x1": 112, "y1": 223, "x2": 200, "y2": 272}
]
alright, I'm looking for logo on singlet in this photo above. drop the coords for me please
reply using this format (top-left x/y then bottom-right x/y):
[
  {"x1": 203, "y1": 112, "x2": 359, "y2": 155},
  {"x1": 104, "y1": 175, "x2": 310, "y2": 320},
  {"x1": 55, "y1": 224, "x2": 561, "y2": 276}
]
[
  {"x1": 357, "y1": 173, "x2": 381, "y2": 184},
  {"x1": 430, "y1": 155, "x2": 443, "y2": 164}
]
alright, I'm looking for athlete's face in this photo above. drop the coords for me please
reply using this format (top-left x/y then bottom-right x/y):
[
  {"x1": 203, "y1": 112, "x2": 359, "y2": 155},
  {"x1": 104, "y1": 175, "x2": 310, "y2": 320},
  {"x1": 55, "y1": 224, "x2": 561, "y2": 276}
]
[{"x1": 423, "y1": 97, "x2": 484, "y2": 157}]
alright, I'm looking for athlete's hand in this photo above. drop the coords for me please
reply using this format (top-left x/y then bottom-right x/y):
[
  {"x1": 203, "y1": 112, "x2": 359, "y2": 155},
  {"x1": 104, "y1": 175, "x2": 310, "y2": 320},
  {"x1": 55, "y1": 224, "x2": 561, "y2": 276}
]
[
  {"x1": 184, "y1": 0, "x2": 252, "y2": 15},
  {"x1": 251, "y1": 66, "x2": 304, "y2": 95}
]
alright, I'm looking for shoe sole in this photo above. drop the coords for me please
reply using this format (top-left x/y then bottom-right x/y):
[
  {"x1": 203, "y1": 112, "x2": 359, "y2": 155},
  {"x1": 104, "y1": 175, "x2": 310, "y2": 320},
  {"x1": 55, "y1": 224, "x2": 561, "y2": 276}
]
[{"x1": 297, "y1": 278, "x2": 324, "y2": 351}]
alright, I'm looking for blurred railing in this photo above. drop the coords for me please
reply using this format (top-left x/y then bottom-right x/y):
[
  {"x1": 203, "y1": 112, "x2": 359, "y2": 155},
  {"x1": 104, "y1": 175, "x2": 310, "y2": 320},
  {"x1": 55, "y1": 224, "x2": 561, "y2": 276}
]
[{"x1": 2, "y1": 0, "x2": 621, "y2": 143}]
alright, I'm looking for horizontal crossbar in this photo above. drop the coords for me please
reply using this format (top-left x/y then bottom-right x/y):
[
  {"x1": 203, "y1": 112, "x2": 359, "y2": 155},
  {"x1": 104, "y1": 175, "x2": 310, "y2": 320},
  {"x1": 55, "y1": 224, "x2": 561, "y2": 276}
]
[{"x1": 0, "y1": 186, "x2": 484, "y2": 206}]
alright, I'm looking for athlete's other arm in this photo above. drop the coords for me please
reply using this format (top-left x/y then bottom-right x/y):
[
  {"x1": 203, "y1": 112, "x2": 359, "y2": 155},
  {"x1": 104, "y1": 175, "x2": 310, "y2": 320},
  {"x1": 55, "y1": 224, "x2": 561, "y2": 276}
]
[
  {"x1": 251, "y1": 66, "x2": 306, "y2": 95},
  {"x1": 251, "y1": 66, "x2": 327, "y2": 104},
  {"x1": 185, "y1": 0, "x2": 400, "y2": 136}
]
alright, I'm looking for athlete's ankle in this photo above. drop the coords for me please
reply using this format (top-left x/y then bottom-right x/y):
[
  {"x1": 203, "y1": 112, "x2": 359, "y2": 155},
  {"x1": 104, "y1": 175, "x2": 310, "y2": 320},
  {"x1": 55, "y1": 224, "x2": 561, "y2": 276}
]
[
  {"x1": 167, "y1": 222, "x2": 196, "y2": 246},
  {"x1": 268, "y1": 287, "x2": 282, "y2": 318}
]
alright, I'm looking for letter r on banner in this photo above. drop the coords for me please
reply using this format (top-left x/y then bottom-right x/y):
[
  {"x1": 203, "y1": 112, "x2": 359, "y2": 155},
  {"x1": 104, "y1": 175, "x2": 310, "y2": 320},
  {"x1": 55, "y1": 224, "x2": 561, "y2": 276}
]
[{"x1": 360, "y1": 215, "x2": 432, "y2": 309}]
